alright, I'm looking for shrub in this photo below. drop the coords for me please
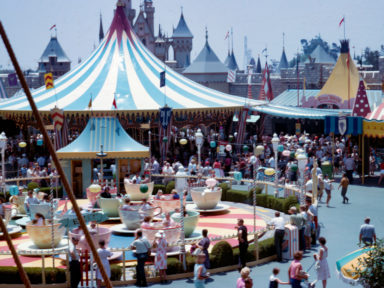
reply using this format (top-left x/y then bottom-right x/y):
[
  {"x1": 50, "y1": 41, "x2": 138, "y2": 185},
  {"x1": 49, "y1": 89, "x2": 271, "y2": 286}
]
[
  {"x1": 166, "y1": 257, "x2": 184, "y2": 275},
  {"x1": 152, "y1": 184, "x2": 166, "y2": 195},
  {"x1": 210, "y1": 241, "x2": 233, "y2": 268},
  {"x1": 283, "y1": 195, "x2": 299, "y2": 214},
  {"x1": 27, "y1": 182, "x2": 39, "y2": 191},
  {"x1": 226, "y1": 189, "x2": 251, "y2": 204},
  {"x1": 110, "y1": 264, "x2": 122, "y2": 281},
  {"x1": 165, "y1": 181, "x2": 175, "y2": 194},
  {"x1": 232, "y1": 238, "x2": 275, "y2": 265},
  {"x1": 219, "y1": 183, "x2": 229, "y2": 201},
  {"x1": 0, "y1": 267, "x2": 66, "y2": 284}
]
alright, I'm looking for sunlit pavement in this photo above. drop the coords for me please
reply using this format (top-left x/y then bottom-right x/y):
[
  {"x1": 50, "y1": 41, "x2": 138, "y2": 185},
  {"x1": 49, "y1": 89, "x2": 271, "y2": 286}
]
[{"x1": 118, "y1": 182, "x2": 384, "y2": 287}]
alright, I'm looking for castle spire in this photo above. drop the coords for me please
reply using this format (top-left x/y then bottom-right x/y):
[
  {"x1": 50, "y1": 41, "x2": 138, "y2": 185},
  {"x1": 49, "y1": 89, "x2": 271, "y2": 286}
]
[{"x1": 99, "y1": 13, "x2": 104, "y2": 43}]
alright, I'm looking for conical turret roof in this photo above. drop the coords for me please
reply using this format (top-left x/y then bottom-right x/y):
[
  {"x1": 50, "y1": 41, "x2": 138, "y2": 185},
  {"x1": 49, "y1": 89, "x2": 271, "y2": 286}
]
[
  {"x1": 172, "y1": 12, "x2": 193, "y2": 38},
  {"x1": 277, "y1": 48, "x2": 288, "y2": 72},
  {"x1": 40, "y1": 36, "x2": 70, "y2": 63}
]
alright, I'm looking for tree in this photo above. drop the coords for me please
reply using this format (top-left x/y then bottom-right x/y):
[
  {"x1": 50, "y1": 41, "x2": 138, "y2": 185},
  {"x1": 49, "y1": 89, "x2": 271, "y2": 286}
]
[
  {"x1": 353, "y1": 239, "x2": 384, "y2": 288},
  {"x1": 363, "y1": 48, "x2": 380, "y2": 70}
]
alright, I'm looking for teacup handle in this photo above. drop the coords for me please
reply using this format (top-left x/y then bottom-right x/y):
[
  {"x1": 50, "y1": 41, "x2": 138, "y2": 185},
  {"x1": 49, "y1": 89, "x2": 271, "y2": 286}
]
[{"x1": 153, "y1": 206, "x2": 162, "y2": 218}]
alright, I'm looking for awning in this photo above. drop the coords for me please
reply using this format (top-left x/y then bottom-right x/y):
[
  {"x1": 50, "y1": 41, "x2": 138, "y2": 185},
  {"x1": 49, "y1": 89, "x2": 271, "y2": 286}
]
[
  {"x1": 251, "y1": 104, "x2": 344, "y2": 120},
  {"x1": 363, "y1": 119, "x2": 384, "y2": 138},
  {"x1": 324, "y1": 116, "x2": 362, "y2": 135},
  {"x1": 57, "y1": 117, "x2": 149, "y2": 159}
]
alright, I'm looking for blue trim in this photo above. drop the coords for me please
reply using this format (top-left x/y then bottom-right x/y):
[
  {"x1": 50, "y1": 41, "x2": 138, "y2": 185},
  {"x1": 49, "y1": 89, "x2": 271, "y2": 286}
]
[{"x1": 336, "y1": 247, "x2": 372, "y2": 271}]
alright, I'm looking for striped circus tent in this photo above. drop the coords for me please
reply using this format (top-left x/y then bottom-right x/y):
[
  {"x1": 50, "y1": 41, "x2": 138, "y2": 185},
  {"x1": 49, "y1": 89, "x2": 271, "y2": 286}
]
[
  {"x1": 366, "y1": 102, "x2": 384, "y2": 121},
  {"x1": 0, "y1": 4, "x2": 262, "y2": 113}
]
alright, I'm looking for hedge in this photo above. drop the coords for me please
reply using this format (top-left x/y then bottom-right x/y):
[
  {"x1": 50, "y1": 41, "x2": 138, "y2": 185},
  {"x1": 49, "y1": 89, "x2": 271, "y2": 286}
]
[
  {"x1": 152, "y1": 184, "x2": 166, "y2": 195},
  {"x1": 166, "y1": 237, "x2": 275, "y2": 274},
  {"x1": 0, "y1": 267, "x2": 66, "y2": 284},
  {"x1": 225, "y1": 187, "x2": 262, "y2": 204},
  {"x1": 110, "y1": 264, "x2": 123, "y2": 281},
  {"x1": 219, "y1": 183, "x2": 229, "y2": 201},
  {"x1": 39, "y1": 186, "x2": 64, "y2": 198},
  {"x1": 165, "y1": 181, "x2": 175, "y2": 194}
]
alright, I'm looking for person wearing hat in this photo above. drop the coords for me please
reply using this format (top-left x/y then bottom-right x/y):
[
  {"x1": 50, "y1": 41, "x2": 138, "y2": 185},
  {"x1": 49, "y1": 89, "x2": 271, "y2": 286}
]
[
  {"x1": 359, "y1": 217, "x2": 376, "y2": 246},
  {"x1": 153, "y1": 230, "x2": 168, "y2": 283}
]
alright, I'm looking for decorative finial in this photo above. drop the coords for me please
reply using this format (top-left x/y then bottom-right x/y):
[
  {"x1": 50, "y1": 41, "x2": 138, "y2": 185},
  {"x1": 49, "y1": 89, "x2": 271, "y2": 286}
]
[
  {"x1": 283, "y1": 32, "x2": 285, "y2": 49},
  {"x1": 181, "y1": 6, "x2": 183, "y2": 14},
  {"x1": 205, "y1": 26, "x2": 208, "y2": 42}
]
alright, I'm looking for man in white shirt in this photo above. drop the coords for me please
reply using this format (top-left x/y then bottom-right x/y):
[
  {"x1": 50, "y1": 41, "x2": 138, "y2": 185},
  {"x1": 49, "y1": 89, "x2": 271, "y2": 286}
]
[
  {"x1": 269, "y1": 211, "x2": 286, "y2": 262},
  {"x1": 131, "y1": 229, "x2": 151, "y2": 287},
  {"x1": 268, "y1": 156, "x2": 275, "y2": 169},
  {"x1": 24, "y1": 190, "x2": 40, "y2": 213},
  {"x1": 162, "y1": 162, "x2": 174, "y2": 186}
]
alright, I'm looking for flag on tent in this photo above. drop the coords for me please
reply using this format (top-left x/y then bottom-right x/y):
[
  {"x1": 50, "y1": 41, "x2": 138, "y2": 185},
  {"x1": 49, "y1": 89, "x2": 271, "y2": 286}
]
[
  {"x1": 339, "y1": 17, "x2": 345, "y2": 27},
  {"x1": 236, "y1": 106, "x2": 249, "y2": 150},
  {"x1": 44, "y1": 73, "x2": 54, "y2": 89},
  {"x1": 227, "y1": 70, "x2": 236, "y2": 83},
  {"x1": 88, "y1": 96, "x2": 92, "y2": 109},
  {"x1": 160, "y1": 71, "x2": 166, "y2": 87},
  {"x1": 224, "y1": 31, "x2": 229, "y2": 40},
  {"x1": 50, "y1": 24, "x2": 56, "y2": 30},
  {"x1": 159, "y1": 106, "x2": 173, "y2": 162},
  {"x1": 50, "y1": 107, "x2": 64, "y2": 131},
  {"x1": 352, "y1": 79, "x2": 371, "y2": 117},
  {"x1": 0, "y1": 79, "x2": 7, "y2": 99},
  {"x1": 259, "y1": 63, "x2": 273, "y2": 101},
  {"x1": 8, "y1": 73, "x2": 17, "y2": 86},
  {"x1": 112, "y1": 97, "x2": 117, "y2": 109}
]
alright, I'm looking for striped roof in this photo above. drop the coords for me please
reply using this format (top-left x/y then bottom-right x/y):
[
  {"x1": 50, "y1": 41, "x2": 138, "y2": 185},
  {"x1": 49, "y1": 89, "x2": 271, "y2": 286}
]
[
  {"x1": 0, "y1": 5, "x2": 262, "y2": 113},
  {"x1": 366, "y1": 102, "x2": 384, "y2": 120},
  {"x1": 57, "y1": 117, "x2": 149, "y2": 159}
]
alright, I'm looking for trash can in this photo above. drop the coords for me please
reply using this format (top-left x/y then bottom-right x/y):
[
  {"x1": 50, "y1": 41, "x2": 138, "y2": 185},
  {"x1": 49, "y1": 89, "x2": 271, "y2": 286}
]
[{"x1": 283, "y1": 224, "x2": 299, "y2": 260}]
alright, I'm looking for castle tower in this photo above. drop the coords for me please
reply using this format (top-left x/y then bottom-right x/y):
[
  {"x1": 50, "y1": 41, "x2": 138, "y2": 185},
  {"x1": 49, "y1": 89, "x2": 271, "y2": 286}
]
[
  {"x1": 144, "y1": 0, "x2": 155, "y2": 36},
  {"x1": 172, "y1": 10, "x2": 193, "y2": 68},
  {"x1": 154, "y1": 25, "x2": 167, "y2": 61},
  {"x1": 121, "y1": 0, "x2": 136, "y2": 25}
]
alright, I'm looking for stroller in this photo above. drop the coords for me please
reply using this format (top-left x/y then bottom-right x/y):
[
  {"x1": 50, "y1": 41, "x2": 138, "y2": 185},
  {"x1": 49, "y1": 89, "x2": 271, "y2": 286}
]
[{"x1": 302, "y1": 260, "x2": 318, "y2": 288}]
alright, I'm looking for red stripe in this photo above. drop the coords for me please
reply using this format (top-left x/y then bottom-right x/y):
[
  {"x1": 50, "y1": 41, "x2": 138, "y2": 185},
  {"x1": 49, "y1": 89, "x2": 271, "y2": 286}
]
[
  {"x1": 197, "y1": 222, "x2": 264, "y2": 231},
  {"x1": 199, "y1": 213, "x2": 263, "y2": 220}
]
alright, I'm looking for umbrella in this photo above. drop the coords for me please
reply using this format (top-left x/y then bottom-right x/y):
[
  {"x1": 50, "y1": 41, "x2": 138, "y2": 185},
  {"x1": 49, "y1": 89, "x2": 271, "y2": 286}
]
[{"x1": 336, "y1": 247, "x2": 373, "y2": 285}]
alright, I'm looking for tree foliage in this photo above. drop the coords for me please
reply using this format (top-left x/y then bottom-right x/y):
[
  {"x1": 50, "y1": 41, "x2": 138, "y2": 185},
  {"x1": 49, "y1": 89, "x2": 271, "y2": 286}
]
[{"x1": 353, "y1": 239, "x2": 384, "y2": 288}]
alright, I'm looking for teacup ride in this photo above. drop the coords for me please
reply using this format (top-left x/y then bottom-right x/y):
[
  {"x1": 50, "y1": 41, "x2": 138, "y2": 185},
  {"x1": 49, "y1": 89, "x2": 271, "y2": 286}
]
[
  {"x1": 15, "y1": 200, "x2": 60, "y2": 227},
  {"x1": 68, "y1": 226, "x2": 121, "y2": 260},
  {"x1": 18, "y1": 220, "x2": 68, "y2": 255},
  {"x1": 152, "y1": 196, "x2": 186, "y2": 217},
  {"x1": 170, "y1": 210, "x2": 201, "y2": 240},
  {"x1": 9, "y1": 194, "x2": 27, "y2": 216},
  {"x1": 188, "y1": 178, "x2": 229, "y2": 213},
  {"x1": 124, "y1": 180, "x2": 154, "y2": 201},
  {"x1": 0, "y1": 205, "x2": 22, "y2": 237},
  {"x1": 111, "y1": 204, "x2": 162, "y2": 235},
  {"x1": 98, "y1": 197, "x2": 122, "y2": 220},
  {"x1": 142, "y1": 222, "x2": 181, "y2": 254}
]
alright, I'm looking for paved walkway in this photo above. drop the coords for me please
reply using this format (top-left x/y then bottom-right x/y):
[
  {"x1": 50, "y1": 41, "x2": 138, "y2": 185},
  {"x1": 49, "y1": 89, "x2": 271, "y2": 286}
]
[{"x1": 120, "y1": 183, "x2": 384, "y2": 287}]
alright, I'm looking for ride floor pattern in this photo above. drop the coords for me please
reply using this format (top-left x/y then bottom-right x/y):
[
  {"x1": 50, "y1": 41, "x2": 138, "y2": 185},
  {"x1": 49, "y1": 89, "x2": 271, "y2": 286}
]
[{"x1": 0, "y1": 199, "x2": 266, "y2": 268}]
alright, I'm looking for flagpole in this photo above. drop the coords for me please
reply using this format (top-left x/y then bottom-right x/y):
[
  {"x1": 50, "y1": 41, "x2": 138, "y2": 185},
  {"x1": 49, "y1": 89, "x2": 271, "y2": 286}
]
[
  {"x1": 343, "y1": 15, "x2": 346, "y2": 40},
  {"x1": 297, "y1": 50, "x2": 300, "y2": 107}
]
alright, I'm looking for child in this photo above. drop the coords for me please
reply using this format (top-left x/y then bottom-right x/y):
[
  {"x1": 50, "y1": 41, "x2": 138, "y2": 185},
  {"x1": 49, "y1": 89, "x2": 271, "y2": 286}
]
[
  {"x1": 194, "y1": 253, "x2": 209, "y2": 288},
  {"x1": 269, "y1": 268, "x2": 289, "y2": 288},
  {"x1": 323, "y1": 174, "x2": 334, "y2": 207}
]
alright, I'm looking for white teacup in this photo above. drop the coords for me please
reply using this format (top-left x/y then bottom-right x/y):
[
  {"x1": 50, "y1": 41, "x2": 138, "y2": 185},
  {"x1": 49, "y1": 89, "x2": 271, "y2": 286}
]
[{"x1": 191, "y1": 187, "x2": 222, "y2": 210}]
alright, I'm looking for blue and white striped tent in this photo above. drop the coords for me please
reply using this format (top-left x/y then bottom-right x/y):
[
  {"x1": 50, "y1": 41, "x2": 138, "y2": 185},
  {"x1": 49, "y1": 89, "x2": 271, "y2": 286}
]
[{"x1": 0, "y1": 5, "x2": 262, "y2": 113}]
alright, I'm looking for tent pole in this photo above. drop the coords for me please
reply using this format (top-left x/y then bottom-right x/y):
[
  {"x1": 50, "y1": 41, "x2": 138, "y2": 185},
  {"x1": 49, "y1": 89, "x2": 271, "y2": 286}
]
[
  {"x1": 362, "y1": 134, "x2": 365, "y2": 184},
  {"x1": 0, "y1": 21, "x2": 113, "y2": 288}
]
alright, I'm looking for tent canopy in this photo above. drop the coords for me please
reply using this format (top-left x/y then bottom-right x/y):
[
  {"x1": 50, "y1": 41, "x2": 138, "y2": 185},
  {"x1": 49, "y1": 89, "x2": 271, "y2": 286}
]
[
  {"x1": 57, "y1": 117, "x2": 149, "y2": 159},
  {"x1": 251, "y1": 104, "x2": 344, "y2": 120},
  {"x1": 0, "y1": 5, "x2": 262, "y2": 113}
]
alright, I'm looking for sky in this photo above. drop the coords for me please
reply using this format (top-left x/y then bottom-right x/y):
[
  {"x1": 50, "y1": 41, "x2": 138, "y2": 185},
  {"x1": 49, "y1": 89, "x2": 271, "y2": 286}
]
[{"x1": 0, "y1": 0, "x2": 383, "y2": 71}]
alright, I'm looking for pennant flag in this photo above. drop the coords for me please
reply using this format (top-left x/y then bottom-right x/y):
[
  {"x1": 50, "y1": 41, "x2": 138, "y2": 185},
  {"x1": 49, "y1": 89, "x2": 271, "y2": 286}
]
[
  {"x1": 50, "y1": 24, "x2": 56, "y2": 30},
  {"x1": 50, "y1": 107, "x2": 64, "y2": 131},
  {"x1": 44, "y1": 72, "x2": 54, "y2": 89},
  {"x1": 0, "y1": 78, "x2": 8, "y2": 99},
  {"x1": 88, "y1": 96, "x2": 92, "y2": 109},
  {"x1": 159, "y1": 106, "x2": 173, "y2": 162},
  {"x1": 224, "y1": 31, "x2": 230, "y2": 40},
  {"x1": 339, "y1": 17, "x2": 345, "y2": 27},
  {"x1": 227, "y1": 70, "x2": 236, "y2": 83},
  {"x1": 160, "y1": 71, "x2": 166, "y2": 87},
  {"x1": 259, "y1": 63, "x2": 273, "y2": 101},
  {"x1": 112, "y1": 97, "x2": 117, "y2": 109},
  {"x1": 352, "y1": 78, "x2": 371, "y2": 117},
  {"x1": 8, "y1": 73, "x2": 17, "y2": 86}
]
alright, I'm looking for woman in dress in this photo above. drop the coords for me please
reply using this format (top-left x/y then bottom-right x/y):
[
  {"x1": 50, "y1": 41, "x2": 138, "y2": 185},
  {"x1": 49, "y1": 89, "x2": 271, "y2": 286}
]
[
  {"x1": 153, "y1": 230, "x2": 167, "y2": 283},
  {"x1": 96, "y1": 240, "x2": 112, "y2": 288},
  {"x1": 314, "y1": 237, "x2": 330, "y2": 288}
]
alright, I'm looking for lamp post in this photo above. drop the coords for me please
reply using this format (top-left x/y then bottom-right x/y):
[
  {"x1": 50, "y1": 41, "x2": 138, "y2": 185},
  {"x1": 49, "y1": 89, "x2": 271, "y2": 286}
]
[
  {"x1": 175, "y1": 166, "x2": 188, "y2": 270},
  {"x1": 195, "y1": 129, "x2": 204, "y2": 169},
  {"x1": 271, "y1": 133, "x2": 279, "y2": 198},
  {"x1": 96, "y1": 145, "x2": 107, "y2": 185},
  {"x1": 0, "y1": 132, "x2": 7, "y2": 198},
  {"x1": 297, "y1": 152, "x2": 308, "y2": 203}
]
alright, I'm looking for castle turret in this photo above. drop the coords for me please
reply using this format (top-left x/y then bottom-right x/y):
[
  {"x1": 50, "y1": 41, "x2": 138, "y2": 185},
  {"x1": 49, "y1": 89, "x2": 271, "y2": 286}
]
[
  {"x1": 99, "y1": 13, "x2": 104, "y2": 43},
  {"x1": 144, "y1": 0, "x2": 155, "y2": 36},
  {"x1": 172, "y1": 10, "x2": 193, "y2": 68}
]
